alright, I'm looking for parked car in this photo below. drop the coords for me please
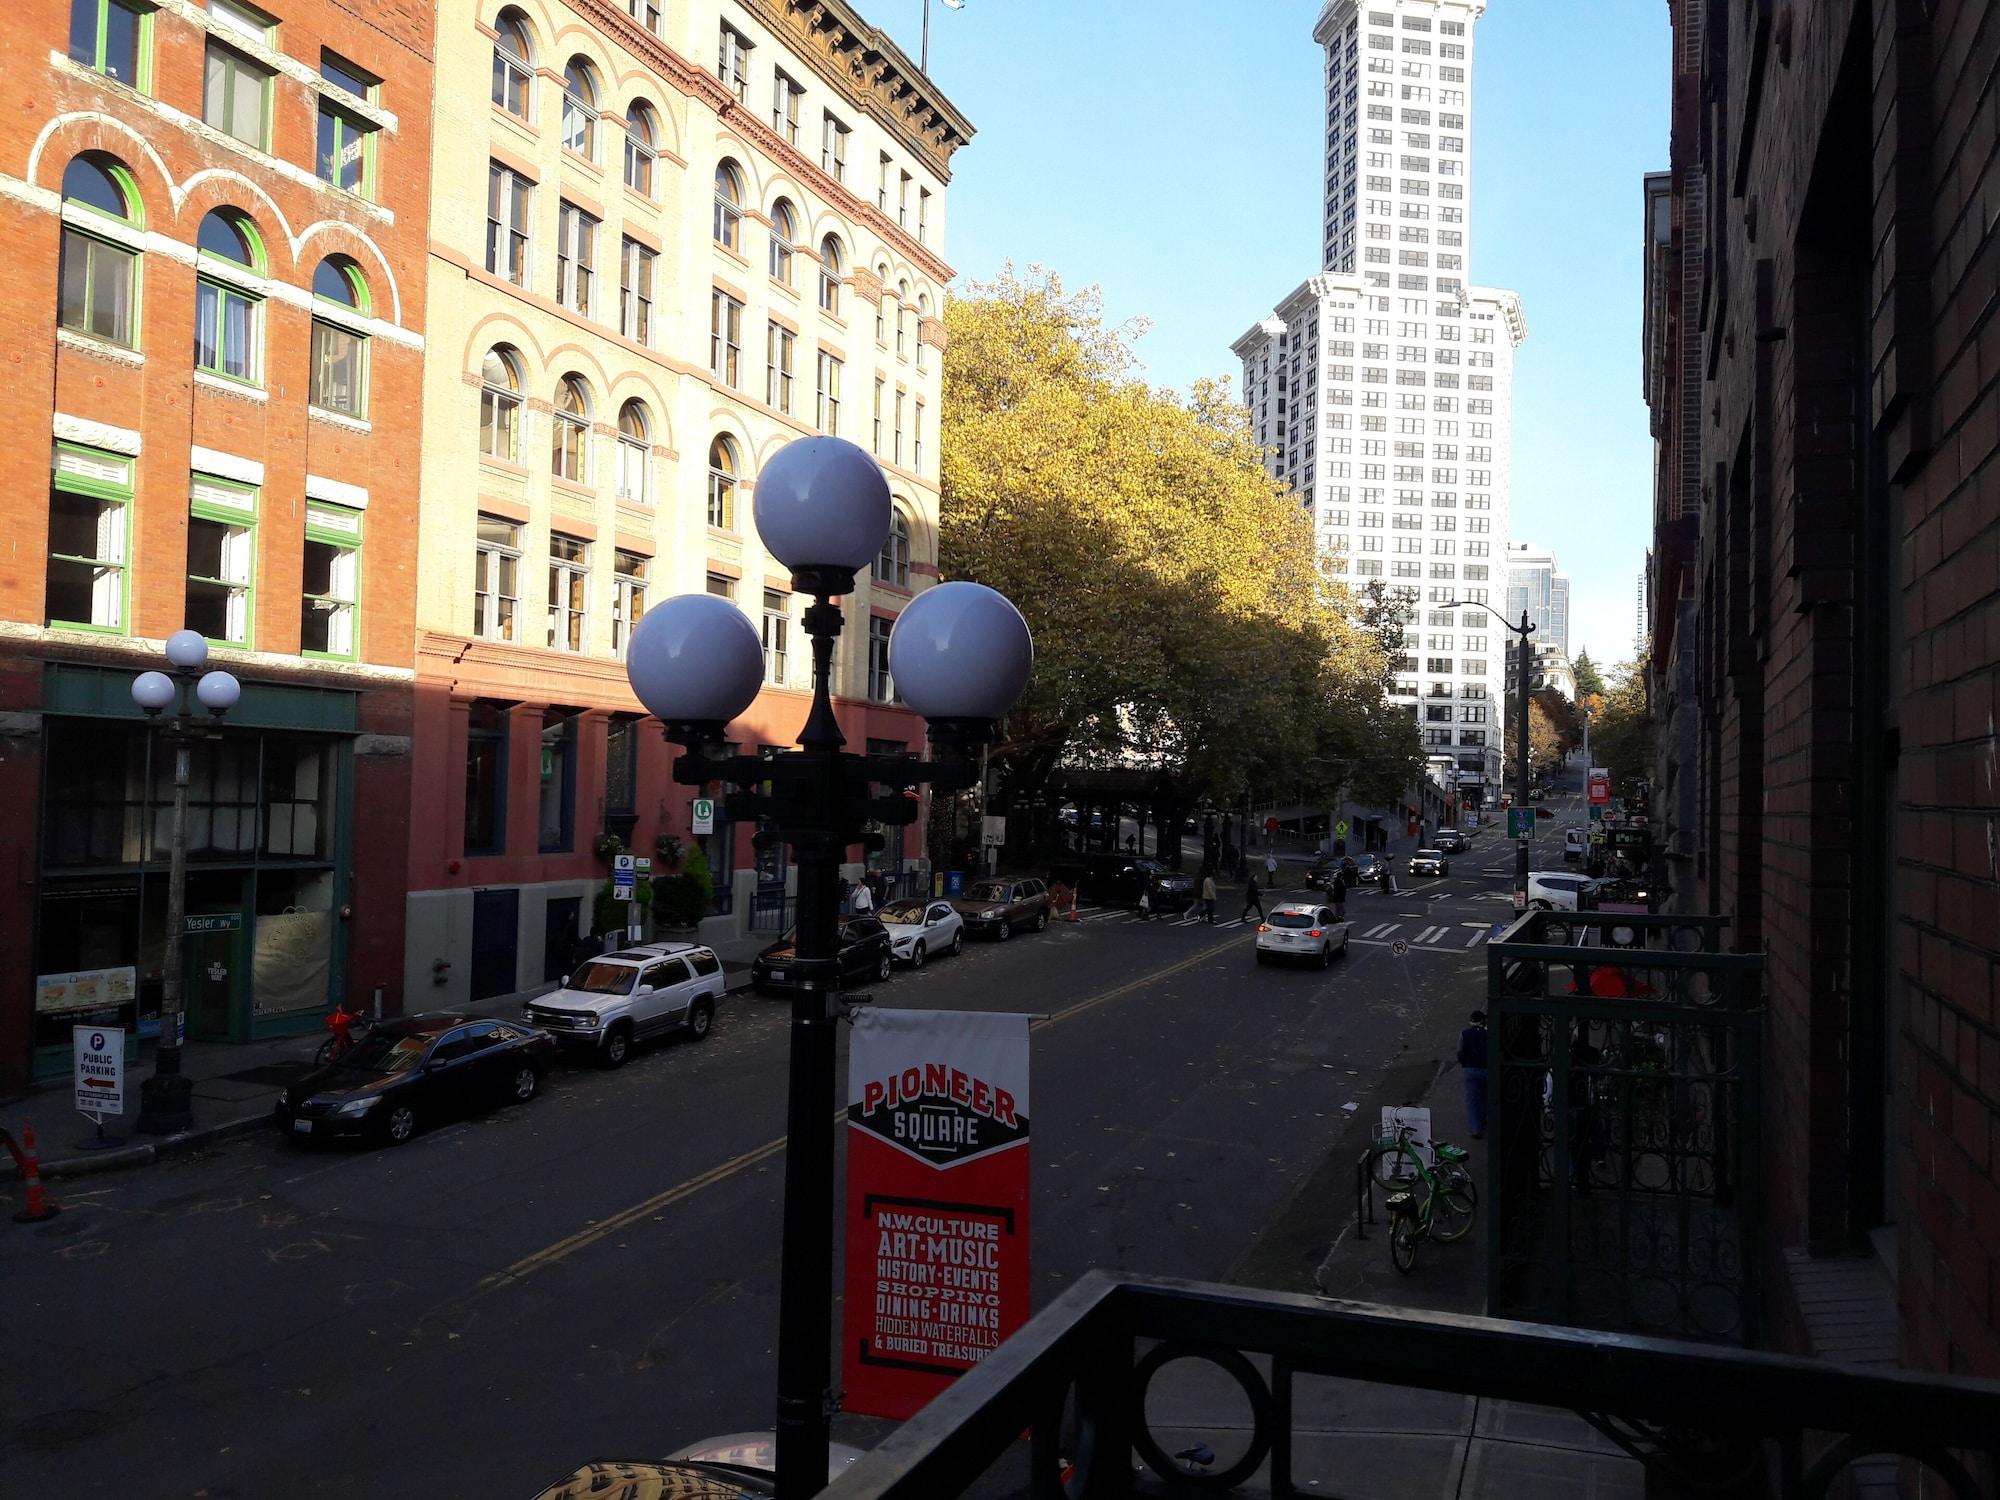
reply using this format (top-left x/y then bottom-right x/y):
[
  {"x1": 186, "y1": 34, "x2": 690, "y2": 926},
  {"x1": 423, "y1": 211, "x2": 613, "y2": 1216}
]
[
  {"x1": 751, "y1": 917, "x2": 894, "y2": 993},
  {"x1": 951, "y1": 877, "x2": 1050, "y2": 939},
  {"x1": 878, "y1": 898, "x2": 964, "y2": 967},
  {"x1": 1580, "y1": 877, "x2": 1658, "y2": 914},
  {"x1": 275, "y1": 1014, "x2": 554, "y2": 1146},
  {"x1": 523, "y1": 942, "x2": 724, "y2": 1066},
  {"x1": 1254, "y1": 902, "x2": 1352, "y2": 967},
  {"x1": 1354, "y1": 853, "x2": 1384, "y2": 884},
  {"x1": 1076, "y1": 854, "x2": 1195, "y2": 912},
  {"x1": 1526, "y1": 871, "x2": 1593, "y2": 912},
  {"x1": 1407, "y1": 848, "x2": 1452, "y2": 877},
  {"x1": 1432, "y1": 829, "x2": 1466, "y2": 854}
]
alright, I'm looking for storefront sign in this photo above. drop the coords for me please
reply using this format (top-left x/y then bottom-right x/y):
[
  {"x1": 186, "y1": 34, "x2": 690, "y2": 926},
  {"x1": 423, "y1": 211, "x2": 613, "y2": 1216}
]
[
  {"x1": 74, "y1": 1025, "x2": 124, "y2": 1118},
  {"x1": 1587, "y1": 767, "x2": 1611, "y2": 805},
  {"x1": 35, "y1": 966, "x2": 136, "y2": 1016},
  {"x1": 842, "y1": 1008, "x2": 1031, "y2": 1420}
]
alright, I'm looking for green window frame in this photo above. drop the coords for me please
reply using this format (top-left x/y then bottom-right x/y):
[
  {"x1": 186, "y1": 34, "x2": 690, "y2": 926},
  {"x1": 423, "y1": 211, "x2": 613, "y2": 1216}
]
[
  {"x1": 194, "y1": 277, "x2": 261, "y2": 383},
  {"x1": 46, "y1": 442, "x2": 133, "y2": 633},
  {"x1": 187, "y1": 473, "x2": 258, "y2": 648},
  {"x1": 203, "y1": 39, "x2": 272, "y2": 149},
  {"x1": 59, "y1": 155, "x2": 143, "y2": 349},
  {"x1": 68, "y1": 0, "x2": 153, "y2": 91},
  {"x1": 302, "y1": 503, "x2": 362, "y2": 660},
  {"x1": 316, "y1": 102, "x2": 377, "y2": 198}
]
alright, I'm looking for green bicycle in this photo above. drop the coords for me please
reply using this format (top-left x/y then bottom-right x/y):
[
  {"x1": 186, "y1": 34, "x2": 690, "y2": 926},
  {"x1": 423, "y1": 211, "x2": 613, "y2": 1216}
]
[{"x1": 1370, "y1": 1124, "x2": 1477, "y2": 1273}]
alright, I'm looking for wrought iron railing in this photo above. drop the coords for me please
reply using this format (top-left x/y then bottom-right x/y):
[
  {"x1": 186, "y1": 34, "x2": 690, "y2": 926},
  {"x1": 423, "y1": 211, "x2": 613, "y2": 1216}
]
[
  {"x1": 1486, "y1": 911, "x2": 1764, "y2": 1343},
  {"x1": 818, "y1": 1272, "x2": 1999, "y2": 1499},
  {"x1": 749, "y1": 888, "x2": 790, "y2": 933}
]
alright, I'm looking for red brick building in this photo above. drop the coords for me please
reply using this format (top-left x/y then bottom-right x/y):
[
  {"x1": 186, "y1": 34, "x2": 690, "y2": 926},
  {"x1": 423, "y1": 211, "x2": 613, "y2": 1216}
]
[
  {"x1": 1646, "y1": 0, "x2": 2000, "y2": 1378},
  {"x1": 0, "y1": 0, "x2": 432, "y2": 1091}
]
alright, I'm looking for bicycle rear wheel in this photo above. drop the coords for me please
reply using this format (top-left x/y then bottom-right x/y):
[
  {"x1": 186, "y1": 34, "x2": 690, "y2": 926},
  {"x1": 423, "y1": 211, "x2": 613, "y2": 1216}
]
[
  {"x1": 1439, "y1": 1160, "x2": 1478, "y2": 1207},
  {"x1": 1427, "y1": 1187, "x2": 1478, "y2": 1243}
]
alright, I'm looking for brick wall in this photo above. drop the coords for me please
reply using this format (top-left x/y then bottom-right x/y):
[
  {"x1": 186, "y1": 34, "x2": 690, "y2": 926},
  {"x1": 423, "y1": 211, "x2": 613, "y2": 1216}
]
[{"x1": 1678, "y1": 0, "x2": 2000, "y2": 1377}]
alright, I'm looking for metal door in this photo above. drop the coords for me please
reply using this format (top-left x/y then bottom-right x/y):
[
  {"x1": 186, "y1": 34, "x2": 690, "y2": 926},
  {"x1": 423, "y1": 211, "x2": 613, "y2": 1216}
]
[
  {"x1": 542, "y1": 896, "x2": 580, "y2": 983},
  {"x1": 470, "y1": 889, "x2": 519, "y2": 1001}
]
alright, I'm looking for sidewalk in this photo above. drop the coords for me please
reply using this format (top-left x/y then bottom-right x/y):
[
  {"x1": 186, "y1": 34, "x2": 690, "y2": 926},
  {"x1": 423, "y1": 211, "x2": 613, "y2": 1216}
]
[{"x1": 3, "y1": 955, "x2": 758, "y2": 1180}]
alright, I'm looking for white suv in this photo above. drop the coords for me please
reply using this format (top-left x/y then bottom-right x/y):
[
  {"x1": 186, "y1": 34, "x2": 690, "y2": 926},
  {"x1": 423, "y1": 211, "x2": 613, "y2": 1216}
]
[
  {"x1": 525, "y1": 942, "x2": 725, "y2": 1067},
  {"x1": 1527, "y1": 872, "x2": 1591, "y2": 912}
]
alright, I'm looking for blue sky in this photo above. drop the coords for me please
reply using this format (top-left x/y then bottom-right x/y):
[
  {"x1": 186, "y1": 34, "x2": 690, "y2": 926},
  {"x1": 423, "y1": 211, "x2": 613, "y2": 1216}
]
[{"x1": 882, "y1": 0, "x2": 1669, "y2": 671}]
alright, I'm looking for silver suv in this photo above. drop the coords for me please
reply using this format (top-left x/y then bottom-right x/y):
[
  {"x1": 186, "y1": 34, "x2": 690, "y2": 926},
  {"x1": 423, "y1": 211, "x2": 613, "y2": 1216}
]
[{"x1": 525, "y1": 942, "x2": 725, "y2": 1067}]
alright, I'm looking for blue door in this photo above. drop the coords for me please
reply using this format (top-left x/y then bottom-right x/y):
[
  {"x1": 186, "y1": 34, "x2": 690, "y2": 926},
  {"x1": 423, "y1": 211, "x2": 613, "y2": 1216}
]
[{"x1": 470, "y1": 889, "x2": 519, "y2": 1001}]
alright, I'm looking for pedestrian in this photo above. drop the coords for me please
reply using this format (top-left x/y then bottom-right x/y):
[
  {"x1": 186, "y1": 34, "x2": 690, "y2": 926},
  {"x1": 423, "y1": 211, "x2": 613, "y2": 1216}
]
[
  {"x1": 1241, "y1": 874, "x2": 1264, "y2": 923},
  {"x1": 1332, "y1": 867, "x2": 1350, "y2": 923},
  {"x1": 851, "y1": 876, "x2": 874, "y2": 916},
  {"x1": 1458, "y1": 1010, "x2": 1489, "y2": 1139},
  {"x1": 1383, "y1": 860, "x2": 1398, "y2": 896},
  {"x1": 1137, "y1": 885, "x2": 1152, "y2": 922},
  {"x1": 1200, "y1": 871, "x2": 1218, "y2": 924},
  {"x1": 1265, "y1": 850, "x2": 1279, "y2": 887}
]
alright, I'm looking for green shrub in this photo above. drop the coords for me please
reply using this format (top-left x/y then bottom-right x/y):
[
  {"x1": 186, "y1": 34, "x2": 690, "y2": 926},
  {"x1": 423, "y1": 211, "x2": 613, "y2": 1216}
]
[
  {"x1": 655, "y1": 840, "x2": 714, "y2": 928},
  {"x1": 591, "y1": 880, "x2": 625, "y2": 938}
]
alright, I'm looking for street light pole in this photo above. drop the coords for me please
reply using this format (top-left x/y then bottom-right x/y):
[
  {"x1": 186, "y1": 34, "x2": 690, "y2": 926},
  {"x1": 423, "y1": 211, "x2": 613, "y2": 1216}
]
[
  {"x1": 1445, "y1": 601, "x2": 1535, "y2": 910},
  {"x1": 130, "y1": 631, "x2": 240, "y2": 1135},
  {"x1": 624, "y1": 439, "x2": 1031, "y2": 1500}
]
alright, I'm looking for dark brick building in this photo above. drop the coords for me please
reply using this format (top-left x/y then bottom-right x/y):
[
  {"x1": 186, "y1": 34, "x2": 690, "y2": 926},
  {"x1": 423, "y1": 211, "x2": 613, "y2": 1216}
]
[
  {"x1": 1645, "y1": 0, "x2": 2000, "y2": 1378},
  {"x1": 0, "y1": 0, "x2": 433, "y2": 1092}
]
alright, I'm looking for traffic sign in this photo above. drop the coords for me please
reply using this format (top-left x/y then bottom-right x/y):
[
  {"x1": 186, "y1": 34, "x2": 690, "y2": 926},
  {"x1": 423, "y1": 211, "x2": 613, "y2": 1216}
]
[
  {"x1": 613, "y1": 870, "x2": 636, "y2": 898},
  {"x1": 184, "y1": 913, "x2": 242, "y2": 934},
  {"x1": 1508, "y1": 808, "x2": 1535, "y2": 839},
  {"x1": 74, "y1": 1025, "x2": 124, "y2": 1118},
  {"x1": 1334, "y1": 820, "x2": 1348, "y2": 837},
  {"x1": 1390, "y1": 939, "x2": 1409, "y2": 957},
  {"x1": 633, "y1": 856, "x2": 652, "y2": 876},
  {"x1": 1587, "y1": 767, "x2": 1611, "y2": 805},
  {"x1": 614, "y1": 854, "x2": 636, "y2": 873},
  {"x1": 692, "y1": 797, "x2": 715, "y2": 835}
]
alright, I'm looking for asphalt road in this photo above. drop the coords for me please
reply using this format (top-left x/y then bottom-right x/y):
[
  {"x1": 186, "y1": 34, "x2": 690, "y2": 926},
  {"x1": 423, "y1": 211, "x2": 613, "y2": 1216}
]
[{"x1": 0, "y1": 792, "x2": 1586, "y2": 1498}]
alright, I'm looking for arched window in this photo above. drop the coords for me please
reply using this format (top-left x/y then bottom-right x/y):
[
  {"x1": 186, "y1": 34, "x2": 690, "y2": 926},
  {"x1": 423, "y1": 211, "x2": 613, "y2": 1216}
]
[
  {"x1": 552, "y1": 374, "x2": 591, "y2": 482},
  {"x1": 491, "y1": 9, "x2": 534, "y2": 118},
  {"x1": 561, "y1": 58, "x2": 599, "y2": 159},
  {"x1": 479, "y1": 346, "x2": 523, "y2": 461},
  {"x1": 58, "y1": 154, "x2": 140, "y2": 347},
  {"x1": 707, "y1": 435, "x2": 739, "y2": 530},
  {"x1": 194, "y1": 208, "x2": 264, "y2": 385},
  {"x1": 616, "y1": 399, "x2": 652, "y2": 505},
  {"x1": 308, "y1": 257, "x2": 369, "y2": 418},
  {"x1": 817, "y1": 235, "x2": 843, "y2": 315},
  {"x1": 895, "y1": 279, "x2": 910, "y2": 359},
  {"x1": 874, "y1": 510, "x2": 910, "y2": 589},
  {"x1": 713, "y1": 161, "x2": 743, "y2": 250},
  {"x1": 768, "y1": 199, "x2": 797, "y2": 285},
  {"x1": 623, "y1": 101, "x2": 657, "y2": 197}
]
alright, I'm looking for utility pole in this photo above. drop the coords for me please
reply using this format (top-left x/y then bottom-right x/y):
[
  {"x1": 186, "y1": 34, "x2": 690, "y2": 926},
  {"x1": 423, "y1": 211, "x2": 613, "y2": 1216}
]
[{"x1": 1514, "y1": 610, "x2": 1533, "y2": 912}]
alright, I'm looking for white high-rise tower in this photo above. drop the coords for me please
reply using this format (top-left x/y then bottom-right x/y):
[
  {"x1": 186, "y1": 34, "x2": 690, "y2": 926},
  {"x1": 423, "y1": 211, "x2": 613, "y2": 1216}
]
[{"x1": 1235, "y1": 0, "x2": 1524, "y2": 796}]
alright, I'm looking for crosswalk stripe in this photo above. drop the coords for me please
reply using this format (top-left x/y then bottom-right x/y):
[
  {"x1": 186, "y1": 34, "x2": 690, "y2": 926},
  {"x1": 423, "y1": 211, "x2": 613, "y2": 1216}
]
[
  {"x1": 1416, "y1": 925, "x2": 1445, "y2": 943},
  {"x1": 1364, "y1": 923, "x2": 1399, "y2": 939},
  {"x1": 1464, "y1": 931, "x2": 1485, "y2": 948}
]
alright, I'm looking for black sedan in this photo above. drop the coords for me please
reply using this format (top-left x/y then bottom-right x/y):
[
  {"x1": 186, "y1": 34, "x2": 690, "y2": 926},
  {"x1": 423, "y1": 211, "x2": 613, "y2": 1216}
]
[
  {"x1": 751, "y1": 917, "x2": 894, "y2": 993},
  {"x1": 274, "y1": 1013, "x2": 554, "y2": 1146}
]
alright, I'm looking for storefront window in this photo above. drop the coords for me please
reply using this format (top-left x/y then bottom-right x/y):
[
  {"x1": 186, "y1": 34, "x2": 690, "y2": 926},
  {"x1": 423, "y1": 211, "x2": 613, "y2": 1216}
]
[
  {"x1": 539, "y1": 710, "x2": 576, "y2": 852},
  {"x1": 465, "y1": 701, "x2": 509, "y2": 855}
]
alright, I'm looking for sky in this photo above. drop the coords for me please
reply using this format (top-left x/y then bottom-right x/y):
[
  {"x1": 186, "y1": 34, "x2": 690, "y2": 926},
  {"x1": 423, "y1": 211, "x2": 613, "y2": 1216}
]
[{"x1": 875, "y1": 0, "x2": 1669, "y2": 672}]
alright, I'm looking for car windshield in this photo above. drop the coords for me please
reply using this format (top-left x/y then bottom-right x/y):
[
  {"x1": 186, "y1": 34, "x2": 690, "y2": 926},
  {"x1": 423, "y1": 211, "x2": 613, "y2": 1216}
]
[
  {"x1": 1269, "y1": 912, "x2": 1321, "y2": 929},
  {"x1": 878, "y1": 900, "x2": 927, "y2": 924},
  {"x1": 965, "y1": 882, "x2": 1009, "y2": 903},
  {"x1": 337, "y1": 1031, "x2": 433, "y2": 1075},
  {"x1": 566, "y1": 961, "x2": 638, "y2": 996},
  {"x1": 1416, "y1": 850, "x2": 1441, "y2": 859}
]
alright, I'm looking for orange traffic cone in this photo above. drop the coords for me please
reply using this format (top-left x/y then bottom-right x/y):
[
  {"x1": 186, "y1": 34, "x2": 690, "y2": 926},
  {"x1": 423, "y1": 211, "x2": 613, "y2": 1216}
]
[{"x1": 12, "y1": 1121, "x2": 60, "y2": 1223}]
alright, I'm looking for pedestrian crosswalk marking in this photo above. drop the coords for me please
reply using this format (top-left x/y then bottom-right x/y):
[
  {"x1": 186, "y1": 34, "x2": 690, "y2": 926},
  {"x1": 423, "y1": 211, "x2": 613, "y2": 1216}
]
[
  {"x1": 1363, "y1": 923, "x2": 1399, "y2": 939},
  {"x1": 1415, "y1": 925, "x2": 1448, "y2": 944},
  {"x1": 1464, "y1": 930, "x2": 1486, "y2": 948}
]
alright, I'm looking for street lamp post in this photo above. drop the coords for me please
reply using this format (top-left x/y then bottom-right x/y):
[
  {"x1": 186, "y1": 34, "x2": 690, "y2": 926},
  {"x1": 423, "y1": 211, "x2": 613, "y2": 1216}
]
[
  {"x1": 130, "y1": 630, "x2": 241, "y2": 1136},
  {"x1": 1447, "y1": 601, "x2": 1535, "y2": 909},
  {"x1": 623, "y1": 437, "x2": 1031, "y2": 1500}
]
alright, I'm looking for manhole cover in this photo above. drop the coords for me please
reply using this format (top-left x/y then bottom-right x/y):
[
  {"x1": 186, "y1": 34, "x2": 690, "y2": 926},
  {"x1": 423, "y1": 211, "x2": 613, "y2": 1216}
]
[{"x1": 14, "y1": 1408, "x2": 110, "y2": 1450}]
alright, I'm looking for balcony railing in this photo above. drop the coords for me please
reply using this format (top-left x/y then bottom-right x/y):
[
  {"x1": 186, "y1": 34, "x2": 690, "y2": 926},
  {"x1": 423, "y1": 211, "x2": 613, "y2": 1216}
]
[
  {"x1": 1487, "y1": 910, "x2": 1763, "y2": 1343},
  {"x1": 820, "y1": 1271, "x2": 1999, "y2": 1499}
]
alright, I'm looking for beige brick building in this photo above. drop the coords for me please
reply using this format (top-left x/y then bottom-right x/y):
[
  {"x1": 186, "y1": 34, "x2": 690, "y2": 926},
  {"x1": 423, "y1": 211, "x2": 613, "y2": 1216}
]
[{"x1": 407, "y1": 0, "x2": 971, "y2": 1004}]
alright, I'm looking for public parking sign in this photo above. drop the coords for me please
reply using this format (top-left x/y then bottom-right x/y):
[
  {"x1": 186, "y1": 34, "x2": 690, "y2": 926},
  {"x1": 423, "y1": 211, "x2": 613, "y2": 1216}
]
[
  {"x1": 74, "y1": 1025, "x2": 124, "y2": 1118},
  {"x1": 692, "y1": 797, "x2": 716, "y2": 835}
]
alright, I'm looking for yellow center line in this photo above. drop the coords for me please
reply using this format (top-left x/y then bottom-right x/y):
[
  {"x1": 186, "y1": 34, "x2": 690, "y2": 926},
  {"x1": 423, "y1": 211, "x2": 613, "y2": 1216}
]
[{"x1": 464, "y1": 930, "x2": 1243, "y2": 1299}]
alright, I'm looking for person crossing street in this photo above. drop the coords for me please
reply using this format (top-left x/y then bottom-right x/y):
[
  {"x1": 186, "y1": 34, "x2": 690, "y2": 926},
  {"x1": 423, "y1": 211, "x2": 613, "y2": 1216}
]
[
  {"x1": 1242, "y1": 873, "x2": 1264, "y2": 923},
  {"x1": 1200, "y1": 871, "x2": 1218, "y2": 924},
  {"x1": 1265, "y1": 849, "x2": 1279, "y2": 887}
]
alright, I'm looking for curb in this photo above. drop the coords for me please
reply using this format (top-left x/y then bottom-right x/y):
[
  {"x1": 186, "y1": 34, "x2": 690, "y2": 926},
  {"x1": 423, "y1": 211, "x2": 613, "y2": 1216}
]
[{"x1": 40, "y1": 1111, "x2": 275, "y2": 1180}]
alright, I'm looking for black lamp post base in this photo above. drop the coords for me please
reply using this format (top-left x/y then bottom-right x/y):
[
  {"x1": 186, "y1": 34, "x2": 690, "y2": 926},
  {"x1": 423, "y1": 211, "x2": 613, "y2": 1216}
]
[{"x1": 134, "y1": 1073, "x2": 193, "y2": 1136}]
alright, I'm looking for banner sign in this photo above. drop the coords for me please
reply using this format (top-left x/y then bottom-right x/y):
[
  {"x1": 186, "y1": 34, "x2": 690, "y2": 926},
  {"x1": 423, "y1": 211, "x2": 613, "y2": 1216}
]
[
  {"x1": 842, "y1": 1007, "x2": 1031, "y2": 1420},
  {"x1": 1587, "y1": 767, "x2": 1611, "y2": 805}
]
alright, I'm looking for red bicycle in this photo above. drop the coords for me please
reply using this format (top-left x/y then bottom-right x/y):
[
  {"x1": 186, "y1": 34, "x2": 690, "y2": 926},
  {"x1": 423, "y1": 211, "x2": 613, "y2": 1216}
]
[{"x1": 314, "y1": 1000, "x2": 370, "y2": 1066}]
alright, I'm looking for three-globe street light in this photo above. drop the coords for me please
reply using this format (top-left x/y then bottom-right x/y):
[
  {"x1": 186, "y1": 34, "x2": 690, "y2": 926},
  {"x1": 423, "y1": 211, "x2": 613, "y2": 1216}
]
[
  {"x1": 1445, "y1": 600, "x2": 1536, "y2": 909},
  {"x1": 130, "y1": 630, "x2": 242, "y2": 1136},
  {"x1": 623, "y1": 436, "x2": 1031, "y2": 1500}
]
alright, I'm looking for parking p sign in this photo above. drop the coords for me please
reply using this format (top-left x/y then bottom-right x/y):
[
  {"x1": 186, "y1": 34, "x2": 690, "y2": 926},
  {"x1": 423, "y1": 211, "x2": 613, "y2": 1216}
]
[{"x1": 74, "y1": 1025, "x2": 124, "y2": 1119}]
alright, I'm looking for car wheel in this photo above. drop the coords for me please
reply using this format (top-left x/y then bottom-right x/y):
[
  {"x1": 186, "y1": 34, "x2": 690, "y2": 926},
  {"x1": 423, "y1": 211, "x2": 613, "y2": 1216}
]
[
  {"x1": 1254, "y1": 951, "x2": 1269, "y2": 966},
  {"x1": 1530, "y1": 900, "x2": 1554, "y2": 912},
  {"x1": 384, "y1": 1103, "x2": 417, "y2": 1145},
  {"x1": 1034, "y1": 909, "x2": 1049, "y2": 932},
  {"x1": 686, "y1": 997, "x2": 714, "y2": 1040},
  {"x1": 510, "y1": 1064, "x2": 539, "y2": 1103},
  {"x1": 1318, "y1": 942, "x2": 1332, "y2": 969},
  {"x1": 997, "y1": 920, "x2": 1012, "y2": 942},
  {"x1": 909, "y1": 942, "x2": 926, "y2": 969},
  {"x1": 951, "y1": 930, "x2": 963, "y2": 956},
  {"x1": 877, "y1": 952, "x2": 893, "y2": 982},
  {"x1": 602, "y1": 1025, "x2": 632, "y2": 1068}
]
